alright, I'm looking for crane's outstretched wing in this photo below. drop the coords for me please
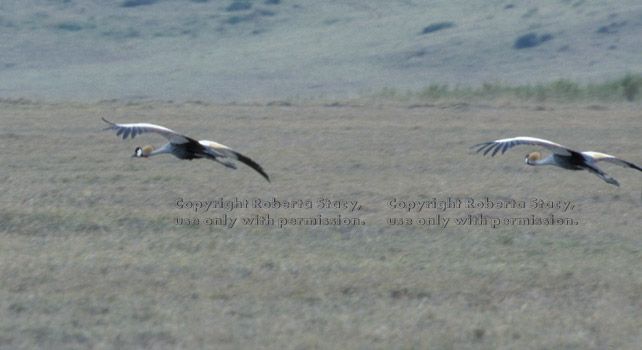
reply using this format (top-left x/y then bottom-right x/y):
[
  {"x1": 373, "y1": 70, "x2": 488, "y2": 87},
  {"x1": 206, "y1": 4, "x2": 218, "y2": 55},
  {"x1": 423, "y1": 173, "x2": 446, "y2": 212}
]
[
  {"x1": 102, "y1": 117, "x2": 193, "y2": 144},
  {"x1": 471, "y1": 136, "x2": 575, "y2": 157},
  {"x1": 103, "y1": 118, "x2": 269, "y2": 181},
  {"x1": 582, "y1": 151, "x2": 642, "y2": 172},
  {"x1": 200, "y1": 140, "x2": 270, "y2": 182}
]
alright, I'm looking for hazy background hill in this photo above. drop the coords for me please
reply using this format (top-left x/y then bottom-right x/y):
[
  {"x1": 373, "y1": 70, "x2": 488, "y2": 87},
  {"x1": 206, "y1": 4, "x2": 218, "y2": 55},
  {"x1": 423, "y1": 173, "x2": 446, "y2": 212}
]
[{"x1": 1, "y1": 0, "x2": 641, "y2": 102}]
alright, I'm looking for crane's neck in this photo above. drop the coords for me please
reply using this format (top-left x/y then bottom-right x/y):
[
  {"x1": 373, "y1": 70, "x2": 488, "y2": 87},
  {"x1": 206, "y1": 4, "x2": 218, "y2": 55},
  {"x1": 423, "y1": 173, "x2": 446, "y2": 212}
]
[
  {"x1": 149, "y1": 143, "x2": 173, "y2": 156},
  {"x1": 526, "y1": 154, "x2": 556, "y2": 166}
]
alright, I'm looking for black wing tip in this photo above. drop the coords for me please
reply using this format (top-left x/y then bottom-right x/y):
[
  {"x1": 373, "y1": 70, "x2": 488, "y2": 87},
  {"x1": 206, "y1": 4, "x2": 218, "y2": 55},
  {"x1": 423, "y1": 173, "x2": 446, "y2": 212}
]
[
  {"x1": 627, "y1": 161, "x2": 642, "y2": 172},
  {"x1": 470, "y1": 142, "x2": 492, "y2": 154},
  {"x1": 483, "y1": 144, "x2": 496, "y2": 156},
  {"x1": 491, "y1": 144, "x2": 501, "y2": 157},
  {"x1": 472, "y1": 140, "x2": 520, "y2": 157},
  {"x1": 235, "y1": 152, "x2": 271, "y2": 182},
  {"x1": 471, "y1": 142, "x2": 504, "y2": 157},
  {"x1": 257, "y1": 168, "x2": 271, "y2": 183},
  {"x1": 102, "y1": 118, "x2": 139, "y2": 140},
  {"x1": 257, "y1": 169, "x2": 271, "y2": 182},
  {"x1": 102, "y1": 117, "x2": 118, "y2": 131}
]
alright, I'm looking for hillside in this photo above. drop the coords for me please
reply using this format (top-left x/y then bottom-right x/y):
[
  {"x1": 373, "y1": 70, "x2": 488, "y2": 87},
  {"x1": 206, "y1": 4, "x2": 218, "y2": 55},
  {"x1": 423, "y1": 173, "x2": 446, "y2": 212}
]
[{"x1": 1, "y1": 0, "x2": 641, "y2": 101}]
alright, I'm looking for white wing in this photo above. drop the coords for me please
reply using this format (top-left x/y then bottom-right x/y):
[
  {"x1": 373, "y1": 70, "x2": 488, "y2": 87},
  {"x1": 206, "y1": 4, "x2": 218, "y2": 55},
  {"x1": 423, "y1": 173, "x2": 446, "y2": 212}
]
[
  {"x1": 102, "y1": 117, "x2": 191, "y2": 144},
  {"x1": 582, "y1": 151, "x2": 642, "y2": 171},
  {"x1": 199, "y1": 140, "x2": 237, "y2": 159},
  {"x1": 471, "y1": 136, "x2": 575, "y2": 157}
]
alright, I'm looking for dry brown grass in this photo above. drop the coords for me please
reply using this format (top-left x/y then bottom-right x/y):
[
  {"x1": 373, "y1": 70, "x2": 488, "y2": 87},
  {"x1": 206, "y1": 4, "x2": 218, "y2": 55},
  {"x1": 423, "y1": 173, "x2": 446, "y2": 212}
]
[{"x1": 1, "y1": 99, "x2": 641, "y2": 349}]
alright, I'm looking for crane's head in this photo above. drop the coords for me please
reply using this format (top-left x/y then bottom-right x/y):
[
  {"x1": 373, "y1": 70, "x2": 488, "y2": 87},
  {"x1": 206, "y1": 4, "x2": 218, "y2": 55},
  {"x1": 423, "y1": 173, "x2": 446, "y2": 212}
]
[
  {"x1": 132, "y1": 145, "x2": 154, "y2": 158},
  {"x1": 524, "y1": 151, "x2": 541, "y2": 165}
]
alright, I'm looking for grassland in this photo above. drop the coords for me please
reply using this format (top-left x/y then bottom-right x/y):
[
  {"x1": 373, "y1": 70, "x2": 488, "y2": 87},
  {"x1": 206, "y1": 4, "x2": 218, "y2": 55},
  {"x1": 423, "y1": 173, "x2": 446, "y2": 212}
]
[
  {"x1": 1, "y1": 98, "x2": 641, "y2": 349},
  {"x1": 375, "y1": 74, "x2": 642, "y2": 103}
]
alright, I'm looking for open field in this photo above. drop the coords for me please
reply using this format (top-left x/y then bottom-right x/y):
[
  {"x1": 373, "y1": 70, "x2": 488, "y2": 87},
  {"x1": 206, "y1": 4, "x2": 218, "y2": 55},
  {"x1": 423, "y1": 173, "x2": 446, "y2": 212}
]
[
  {"x1": 3, "y1": 1, "x2": 641, "y2": 349},
  {"x1": 1, "y1": 99, "x2": 641, "y2": 349}
]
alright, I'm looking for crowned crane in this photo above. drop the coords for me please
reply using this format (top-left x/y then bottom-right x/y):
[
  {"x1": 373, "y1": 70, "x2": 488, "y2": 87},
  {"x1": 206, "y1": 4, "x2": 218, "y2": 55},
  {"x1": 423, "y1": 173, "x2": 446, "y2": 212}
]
[
  {"x1": 472, "y1": 136, "x2": 642, "y2": 187},
  {"x1": 102, "y1": 117, "x2": 270, "y2": 182}
]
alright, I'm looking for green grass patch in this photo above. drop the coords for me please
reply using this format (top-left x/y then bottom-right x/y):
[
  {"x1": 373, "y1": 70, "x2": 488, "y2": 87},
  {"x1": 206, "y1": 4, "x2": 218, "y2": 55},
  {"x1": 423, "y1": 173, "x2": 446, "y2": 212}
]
[{"x1": 374, "y1": 74, "x2": 642, "y2": 102}]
